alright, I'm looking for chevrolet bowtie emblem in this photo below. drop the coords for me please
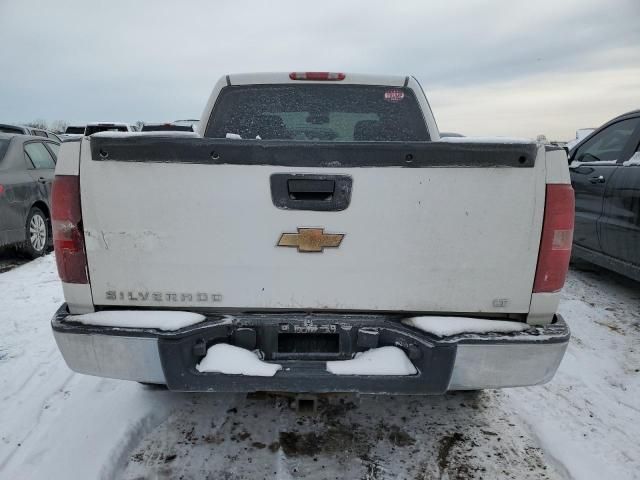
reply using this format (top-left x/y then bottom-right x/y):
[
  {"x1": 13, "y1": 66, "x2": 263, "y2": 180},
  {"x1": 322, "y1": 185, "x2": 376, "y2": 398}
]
[{"x1": 277, "y1": 228, "x2": 344, "y2": 253}]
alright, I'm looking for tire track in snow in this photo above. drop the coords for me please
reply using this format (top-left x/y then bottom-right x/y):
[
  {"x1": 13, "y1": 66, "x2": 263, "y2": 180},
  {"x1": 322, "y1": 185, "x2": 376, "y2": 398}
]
[
  {"x1": 117, "y1": 393, "x2": 248, "y2": 479},
  {"x1": 2, "y1": 347, "x2": 60, "y2": 402},
  {"x1": 0, "y1": 371, "x2": 75, "y2": 470},
  {"x1": 99, "y1": 406, "x2": 178, "y2": 480},
  {"x1": 119, "y1": 391, "x2": 562, "y2": 479},
  {"x1": 506, "y1": 268, "x2": 640, "y2": 480}
]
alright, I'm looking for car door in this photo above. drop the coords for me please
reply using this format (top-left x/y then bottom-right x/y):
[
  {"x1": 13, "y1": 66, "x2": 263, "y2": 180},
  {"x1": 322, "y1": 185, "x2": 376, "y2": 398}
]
[
  {"x1": 569, "y1": 117, "x2": 640, "y2": 252},
  {"x1": 0, "y1": 138, "x2": 19, "y2": 245},
  {"x1": 0, "y1": 138, "x2": 36, "y2": 246},
  {"x1": 24, "y1": 141, "x2": 56, "y2": 205},
  {"x1": 599, "y1": 123, "x2": 640, "y2": 267}
]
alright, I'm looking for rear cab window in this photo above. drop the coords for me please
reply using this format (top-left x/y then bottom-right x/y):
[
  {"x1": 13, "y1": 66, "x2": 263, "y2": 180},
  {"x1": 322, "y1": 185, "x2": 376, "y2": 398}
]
[
  {"x1": 65, "y1": 126, "x2": 85, "y2": 134},
  {"x1": 205, "y1": 85, "x2": 429, "y2": 142},
  {"x1": 85, "y1": 125, "x2": 129, "y2": 136}
]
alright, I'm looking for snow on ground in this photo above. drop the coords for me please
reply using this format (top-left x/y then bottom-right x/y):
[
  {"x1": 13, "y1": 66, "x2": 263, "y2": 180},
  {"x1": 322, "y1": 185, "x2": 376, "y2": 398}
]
[
  {"x1": 0, "y1": 254, "x2": 638, "y2": 479},
  {"x1": 0, "y1": 255, "x2": 184, "y2": 480},
  {"x1": 505, "y1": 262, "x2": 640, "y2": 480}
]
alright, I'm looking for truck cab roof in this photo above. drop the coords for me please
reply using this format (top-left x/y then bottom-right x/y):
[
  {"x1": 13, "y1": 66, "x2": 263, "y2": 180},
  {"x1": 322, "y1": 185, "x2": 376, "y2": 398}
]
[
  {"x1": 227, "y1": 72, "x2": 409, "y2": 86},
  {"x1": 86, "y1": 121, "x2": 133, "y2": 126}
]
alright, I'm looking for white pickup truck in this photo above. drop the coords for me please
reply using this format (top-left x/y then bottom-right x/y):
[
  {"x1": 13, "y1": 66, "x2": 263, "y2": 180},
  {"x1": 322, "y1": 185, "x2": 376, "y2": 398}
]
[{"x1": 50, "y1": 72, "x2": 573, "y2": 394}]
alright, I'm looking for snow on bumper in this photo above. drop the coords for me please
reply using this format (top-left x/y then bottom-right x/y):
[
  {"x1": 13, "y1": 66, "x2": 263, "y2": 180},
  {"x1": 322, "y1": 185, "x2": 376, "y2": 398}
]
[{"x1": 51, "y1": 305, "x2": 569, "y2": 393}]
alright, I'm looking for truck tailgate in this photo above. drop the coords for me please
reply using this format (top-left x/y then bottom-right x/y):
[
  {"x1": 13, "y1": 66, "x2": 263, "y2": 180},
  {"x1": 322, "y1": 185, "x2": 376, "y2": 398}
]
[{"x1": 80, "y1": 137, "x2": 545, "y2": 314}]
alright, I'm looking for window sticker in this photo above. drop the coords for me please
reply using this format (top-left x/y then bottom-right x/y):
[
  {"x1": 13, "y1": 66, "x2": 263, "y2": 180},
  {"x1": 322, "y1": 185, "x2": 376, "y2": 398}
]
[{"x1": 384, "y1": 89, "x2": 405, "y2": 102}]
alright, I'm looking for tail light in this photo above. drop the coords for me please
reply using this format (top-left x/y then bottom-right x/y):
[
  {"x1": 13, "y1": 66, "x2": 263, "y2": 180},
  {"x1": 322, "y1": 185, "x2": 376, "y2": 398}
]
[
  {"x1": 533, "y1": 184, "x2": 575, "y2": 293},
  {"x1": 52, "y1": 175, "x2": 88, "y2": 284},
  {"x1": 289, "y1": 72, "x2": 345, "y2": 81}
]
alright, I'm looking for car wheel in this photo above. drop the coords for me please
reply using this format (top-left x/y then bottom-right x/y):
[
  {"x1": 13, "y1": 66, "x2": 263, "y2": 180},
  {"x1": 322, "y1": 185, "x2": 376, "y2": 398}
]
[{"x1": 23, "y1": 207, "x2": 49, "y2": 258}]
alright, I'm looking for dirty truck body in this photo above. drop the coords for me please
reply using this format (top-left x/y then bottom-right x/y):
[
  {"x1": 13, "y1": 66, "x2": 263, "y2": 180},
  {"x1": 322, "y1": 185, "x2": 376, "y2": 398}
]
[{"x1": 51, "y1": 73, "x2": 573, "y2": 394}]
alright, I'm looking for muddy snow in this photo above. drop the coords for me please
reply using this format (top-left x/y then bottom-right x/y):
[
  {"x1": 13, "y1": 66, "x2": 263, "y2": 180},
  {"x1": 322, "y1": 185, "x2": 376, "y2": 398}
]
[{"x1": 1, "y1": 254, "x2": 638, "y2": 479}]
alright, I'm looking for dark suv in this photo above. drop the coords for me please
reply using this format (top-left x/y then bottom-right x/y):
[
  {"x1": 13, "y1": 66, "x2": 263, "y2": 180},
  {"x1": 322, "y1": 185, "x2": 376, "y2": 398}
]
[
  {"x1": 0, "y1": 133, "x2": 59, "y2": 257},
  {"x1": 569, "y1": 110, "x2": 640, "y2": 281}
]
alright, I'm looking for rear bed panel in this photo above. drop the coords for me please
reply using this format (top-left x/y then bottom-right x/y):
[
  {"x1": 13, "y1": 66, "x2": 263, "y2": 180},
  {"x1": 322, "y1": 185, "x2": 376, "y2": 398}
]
[{"x1": 80, "y1": 138, "x2": 545, "y2": 314}]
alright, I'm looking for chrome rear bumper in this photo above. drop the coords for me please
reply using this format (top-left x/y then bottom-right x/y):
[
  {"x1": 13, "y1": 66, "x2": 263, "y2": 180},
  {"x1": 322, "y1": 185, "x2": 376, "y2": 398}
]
[
  {"x1": 450, "y1": 341, "x2": 567, "y2": 389},
  {"x1": 52, "y1": 305, "x2": 569, "y2": 393}
]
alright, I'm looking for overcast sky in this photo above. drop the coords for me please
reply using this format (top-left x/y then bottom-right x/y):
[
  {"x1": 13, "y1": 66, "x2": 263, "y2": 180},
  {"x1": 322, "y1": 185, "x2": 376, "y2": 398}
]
[{"x1": 1, "y1": 0, "x2": 639, "y2": 139}]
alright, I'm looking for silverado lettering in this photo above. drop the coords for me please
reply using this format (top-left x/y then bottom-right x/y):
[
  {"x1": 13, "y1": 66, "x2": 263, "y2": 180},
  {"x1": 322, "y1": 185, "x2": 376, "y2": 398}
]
[{"x1": 106, "y1": 291, "x2": 223, "y2": 302}]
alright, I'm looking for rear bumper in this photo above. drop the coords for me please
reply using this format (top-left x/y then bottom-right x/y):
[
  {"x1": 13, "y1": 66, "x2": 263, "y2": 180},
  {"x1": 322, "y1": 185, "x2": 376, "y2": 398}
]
[{"x1": 51, "y1": 305, "x2": 569, "y2": 394}]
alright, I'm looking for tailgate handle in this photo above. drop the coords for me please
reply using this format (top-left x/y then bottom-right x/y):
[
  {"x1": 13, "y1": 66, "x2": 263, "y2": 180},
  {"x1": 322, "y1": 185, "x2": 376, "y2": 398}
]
[
  {"x1": 270, "y1": 174, "x2": 352, "y2": 211},
  {"x1": 287, "y1": 179, "x2": 335, "y2": 201}
]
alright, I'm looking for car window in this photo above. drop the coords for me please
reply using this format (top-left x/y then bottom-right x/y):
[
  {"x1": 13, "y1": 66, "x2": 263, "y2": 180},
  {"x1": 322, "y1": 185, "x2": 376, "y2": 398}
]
[
  {"x1": 573, "y1": 117, "x2": 640, "y2": 164},
  {"x1": 45, "y1": 142, "x2": 60, "y2": 159},
  {"x1": 0, "y1": 138, "x2": 10, "y2": 162},
  {"x1": 24, "y1": 142, "x2": 56, "y2": 169},
  {"x1": 206, "y1": 85, "x2": 430, "y2": 141},
  {"x1": 33, "y1": 130, "x2": 48, "y2": 138},
  {"x1": 85, "y1": 125, "x2": 129, "y2": 135},
  {"x1": 0, "y1": 125, "x2": 24, "y2": 134}
]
